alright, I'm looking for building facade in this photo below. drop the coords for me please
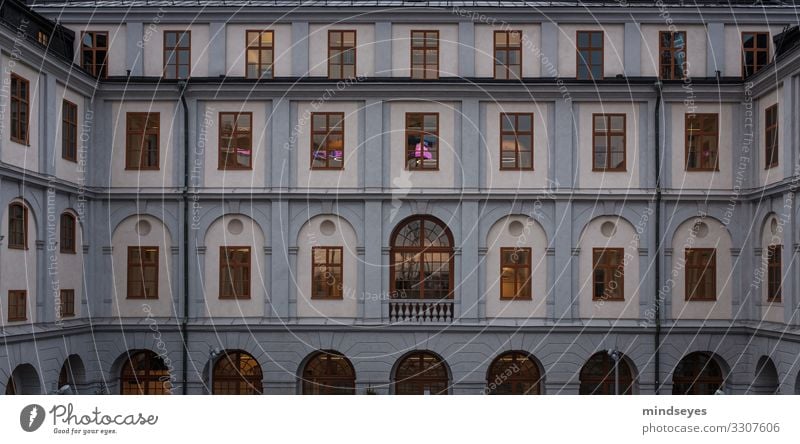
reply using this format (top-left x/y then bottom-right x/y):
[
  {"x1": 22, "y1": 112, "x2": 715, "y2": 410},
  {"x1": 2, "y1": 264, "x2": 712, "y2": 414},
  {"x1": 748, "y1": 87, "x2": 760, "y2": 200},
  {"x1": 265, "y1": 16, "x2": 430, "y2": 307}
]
[{"x1": 1, "y1": 0, "x2": 800, "y2": 395}]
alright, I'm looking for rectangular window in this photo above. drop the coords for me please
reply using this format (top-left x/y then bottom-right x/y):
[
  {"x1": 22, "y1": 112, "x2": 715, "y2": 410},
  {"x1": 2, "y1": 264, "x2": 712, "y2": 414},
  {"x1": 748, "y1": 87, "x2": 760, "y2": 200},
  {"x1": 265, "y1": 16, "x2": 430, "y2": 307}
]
[
  {"x1": 685, "y1": 113, "x2": 719, "y2": 171},
  {"x1": 742, "y1": 32, "x2": 769, "y2": 78},
  {"x1": 311, "y1": 112, "x2": 344, "y2": 169},
  {"x1": 494, "y1": 30, "x2": 522, "y2": 80},
  {"x1": 592, "y1": 248, "x2": 624, "y2": 301},
  {"x1": 685, "y1": 248, "x2": 716, "y2": 301},
  {"x1": 328, "y1": 30, "x2": 356, "y2": 79},
  {"x1": 62, "y1": 100, "x2": 78, "y2": 162},
  {"x1": 10, "y1": 74, "x2": 29, "y2": 144},
  {"x1": 767, "y1": 245, "x2": 782, "y2": 303},
  {"x1": 60, "y1": 289, "x2": 75, "y2": 318},
  {"x1": 36, "y1": 31, "x2": 49, "y2": 46},
  {"x1": 659, "y1": 31, "x2": 687, "y2": 80},
  {"x1": 246, "y1": 30, "x2": 274, "y2": 79},
  {"x1": 125, "y1": 112, "x2": 160, "y2": 170},
  {"x1": 163, "y1": 30, "x2": 191, "y2": 79},
  {"x1": 60, "y1": 213, "x2": 76, "y2": 254},
  {"x1": 411, "y1": 30, "x2": 439, "y2": 79},
  {"x1": 500, "y1": 247, "x2": 531, "y2": 300},
  {"x1": 220, "y1": 247, "x2": 251, "y2": 299},
  {"x1": 127, "y1": 246, "x2": 159, "y2": 299},
  {"x1": 500, "y1": 113, "x2": 533, "y2": 170},
  {"x1": 576, "y1": 31, "x2": 603, "y2": 80},
  {"x1": 8, "y1": 204, "x2": 27, "y2": 249},
  {"x1": 81, "y1": 31, "x2": 108, "y2": 78},
  {"x1": 592, "y1": 114, "x2": 626, "y2": 171},
  {"x1": 765, "y1": 104, "x2": 779, "y2": 169},
  {"x1": 405, "y1": 113, "x2": 439, "y2": 170},
  {"x1": 8, "y1": 290, "x2": 26, "y2": 322},
  {"x1": 219, "y1": 112, "x2": 252, "y2": 170},
  {"x1": 312, "y1": 246, "x2": 343, "y2": 299}
]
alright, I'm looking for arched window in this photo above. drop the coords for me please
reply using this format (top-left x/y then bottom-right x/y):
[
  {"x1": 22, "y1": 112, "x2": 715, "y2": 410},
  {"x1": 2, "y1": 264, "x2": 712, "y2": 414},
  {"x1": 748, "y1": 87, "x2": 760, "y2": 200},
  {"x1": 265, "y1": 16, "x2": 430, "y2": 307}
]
[
  {"x1": 120, "y1": 350, "x2": 171, "y2": 395},
  {"x1": 394, "y1": 351, "x2": 449, "y2": 395},
  {"x1": 212, "y1": 351, "x2": 263, "y2": 395},
  {"x1": 8, "y1": 203, "x2": 27, "y2": 249},
  {"x1": 390, "y1": 216, "x2": 454, "y2": 300},
  {"x1": 579, "y1": 352, "x2": 633, "y2": 395},
  {"x1": 672, "y1": 352, "x2": 723, "y2": 395},
  {"x1": 486, "y1": 352, "x2": 541, "y2": 395},
  {"x1": 60, "y1": 213, "x2": 76, "y2": 254},
  {"x1": 5, "y1": 377, "x2": 15, "y2": 395},
  {"x1": 301, "y1": 351, "x2": 356, "y2": 395}
]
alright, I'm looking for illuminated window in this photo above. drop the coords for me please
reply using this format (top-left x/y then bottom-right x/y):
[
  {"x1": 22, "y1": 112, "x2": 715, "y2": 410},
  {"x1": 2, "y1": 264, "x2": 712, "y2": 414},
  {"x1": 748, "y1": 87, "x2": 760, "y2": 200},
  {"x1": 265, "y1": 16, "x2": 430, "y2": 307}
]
[
  {"x1": 394, "y1": 352, "x2": 449, "y2": 395},
  {"x1": 486, "y1": 352, "x2": 540, "y2": 395},
  {"x1": 500, "y1": 113, "x2": 533, "y2": 170},
  {"x1": 8, "y1": 290, "x2": 26, "y2": 322},
  {"x1": 10, "y1": 74, "x2": 29, "y2": 144},
  {"x1": 685, "y1": 248, "x2": 716, "y2": 301},
  {"x1": 592, "y1": 248, "x2": 624, "y2": 301},
  {"x1": 405, "y1": 113, "x2": 438, "y2": 170},
  {"x1": 328, "y1": 30, "x2": 356, "y2": 79},
  {"x1": 62, "y1": 100, "x2": 78, "y2": 162},
  {"x1": 765, "y1": 104, "x2": 778, "y2": 169},
  {"x1": 311, "y1": 112, "x2": 344, "y2": 169},
  {"x1": 312, "y1": 247, "x2": 343, "y2": 299},
  {"x1": 245, "y1": 30, "x2": 273, "y2": 79},
  {"x1": 592, "y1": 114, "x2": 626, "y2": 171},
  {"x1": 219, "y1": 112, "x2": 252, "y2": 170},
  {"x1": 391, "y1": 216, "x2": 453, "y2": 300},
  {"x1": 163, "y1": 30, "x2": 191, "y2": 79},
  {"x1": 212, "y1": 351, "x2": 262, "y2": 395},
  {"x1": 220, "y1": 247, "x2": 250, "y2": 299},
  {"x1": 500, "y1": 247, "x2": 531, "y2": 300},
  {"x1": 494, "y1": 30, "x2": 522, "y2": 79},
  {"x1": 127, "y1": 247, "x2": 159, "y2": 299},
  {"x1": 8, "y1": 203, "x2": 27, "y2": 249},
  {"x1": 120, "y1": 350, "x2": 171, "y2": 395},
  {"x1": 125, "y1": 113, "x2": 160, "y2": 170},
  {"x1": 576, "y1": 31, "x2": 603, "y2": 80},
  {"x1": 302, "y1": 351, "x2": 355, "y2": 395},
  {"x1": 685, "y1": 113, "x2": 719, "y2": 171},
  {"x1": 411, "y1": 30, "x2": 439, "y2": 79},
  {"x1": 60, "y1": 289, "x2": 75, "y2": 318}
]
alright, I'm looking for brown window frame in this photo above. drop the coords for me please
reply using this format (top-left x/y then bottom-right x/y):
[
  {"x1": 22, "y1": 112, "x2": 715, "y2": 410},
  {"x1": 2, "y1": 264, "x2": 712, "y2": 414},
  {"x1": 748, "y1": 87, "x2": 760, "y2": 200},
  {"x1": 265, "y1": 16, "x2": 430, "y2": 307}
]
[
  {"x1": 60, "y1": 289, "x2": 75, "y2": 318},
  {"x1": 499, "y1": 113, "x2": 534, "y2": 170},
  {"x1": 8, "y1": 203, "x2": 27, "y2": 250},
  {"x1": 80, "y1": 31, "x2": 108, "y2": 78},
  {"x1": 685, "y1": 248, "x2": 716, "y2": 301},
  {"x1": 767, "y1": 245, "x2": 782, "y2": 303},
  {"x1": 742, "y1": 31, "x2": 769, "y2": 78},
  {"x1": 685, "y1": 113, "x2": 719, "y2": 171},
  {"x1": 8, "y1": 290, "x2": 26, "y2": 322},
  {"x1": 36, "y1": 31, "x2": 49, "y2": 46},
  {"x1": 60, "y1": 212, "x2": 77, "y2": 254},
  {"x1": 659, "y1": 31, "x2": 687, "y2": 80},
  {"x1": 390, "y1": 215, "x2": 455, "y2": 300},
  {"x1": 163, "y1": 30, "x2": 191, "y2": 79},
  {"x1": 120, "y1": 351, "x2": 171, "y2": 395},
  {"x1": 500, "y1": 247, "x2": 532, "y2": 300},
  {"x1": 494, "y1": 30, "x2": 522, "y2": 80},
  {"x1": 218, "y1": 112, "x2": 253, "y2": 170},
  {"x1": 125, "y1": 112, "x2": 160, "y2": 170},
  {"x1": 127, "y1": 246, "x2": 159, "y2": 300},
  {"x1": 220, "y1": 246, "x2": 251, "y2": 300},
  {"x1": 310, "y1": 112, "x2": 345, "y2": 170},
  {"x1": 576, "y1": 30, "x2": 603, "y2": 80},
  {"x1": 62, "y1": 100, "x2": 78, "y2": 162},
  {"x1": 405, "y1": 112, "x2": 439, "y2": 171},
  {"x1": 245, "y1": 30, "x2": 274, "y2": 79},
  {"x1": 592, "y1": 113, "x2": 626, "y2": 171},
  {"x1": 10, "y1": 73, "x2": 29, "y2": 145},
  {"x1": 311, "y1": 246, "x2": 344, "y2": 300},
  {"x1": 592, "y1": 248, "x2": 625, "y2": 301},
  {"x1": 410, "y1": 30, "x2": 439, "y2": 80},
  {"x1": 328, "y1": 30, "x2": 357, "y2": 80},
  {"x1": 764, "y1": 104, "x2": 779, "y2": 169}
]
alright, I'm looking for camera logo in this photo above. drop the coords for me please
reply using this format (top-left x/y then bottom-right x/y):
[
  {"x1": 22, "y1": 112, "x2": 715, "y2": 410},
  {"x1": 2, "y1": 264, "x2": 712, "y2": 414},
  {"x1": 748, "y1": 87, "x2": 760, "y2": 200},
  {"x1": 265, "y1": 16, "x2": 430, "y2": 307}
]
[{"x1": 20, "y1": 404, "x2": 46, "y2": 432}]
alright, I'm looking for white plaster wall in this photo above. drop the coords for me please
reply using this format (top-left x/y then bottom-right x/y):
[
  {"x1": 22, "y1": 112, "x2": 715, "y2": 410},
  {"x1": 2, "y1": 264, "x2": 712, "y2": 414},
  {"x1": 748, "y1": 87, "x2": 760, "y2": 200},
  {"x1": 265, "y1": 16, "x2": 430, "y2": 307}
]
[
  {"x1": 54, "y1": 85, "x2": 86, "y2": 184},
  {"x1": 225, "y1": 24, "x2": 292, "y2": 77},
  {"x1": 669, "y1": 102, "x2": 733, "y2": 190},
  {"x1": 639, "y1": 25, "x2": 707, "y2": 78},
  {"x1": 389, "y1": 101, "x2": 456, "y2": 189},
  {"x1": 202, "y1": 101, "x2": 269, "y2": 188},
  {"x1": 1, "y1": 201, "x2": 37, "y2": 324},
  {"x1": 577, "y1": 216, "x2": 640, "y2": 319},
  {"x1": 0, "y1": 59, "x2": 40, "y2": 172},
  {"x1": 308, "y1": 24, "x2": 375, "y2": 77},
  {"x1": 55, "y1": 211, "x2": 85, "y2": 319},
  {"x1": 390, "y1": 24, "x2": 459, "y2": 77},
  {"x1": 474, "y1": 24, "x2": 541, "y2": 78},
  {"x1": 760, "y1": 214, "x2": 784, "y2": 323},
  {"x1": 142, "y1": 25, "x2": 209, "y2": 77},
  {"x1": 295, "y1": 101, "x2": 361, "y2": 189},
  {"x1": 556, "y1": 24, "x2": 624, "y2": 78},
  {"x1": 484, "y1": 102, "x2": 550, "y2": 189},
  {"x1": 65, "y1": 23, "x2": 127, "y2": 77},
  {"x1": 484, "y1": 216, "x2": 547, "y2": 319},
  {"x1": 296, "y1": 215, "x2": 359, "y2": 320},
  {"x1": 576, "y1": 102, "x2": 640, "y2": 189},
  {"x1": 111, "y1": 215, "x2": 174, "y2": 318},
  {"x1": 670, "y1": 218, "x2": 733, "y2": 320},
  {"x1": 723, "y1": 25, "x2": 782, "y2": 77},
  {"x1": 203, "y1": 214, "x2": 266, "y2": 318},
  {"x1": 757, "y1": 87, "x2": 783, "y2": 186},
  {"x1": 110, "y1": 101, "x2": 177, "y2": 188}
]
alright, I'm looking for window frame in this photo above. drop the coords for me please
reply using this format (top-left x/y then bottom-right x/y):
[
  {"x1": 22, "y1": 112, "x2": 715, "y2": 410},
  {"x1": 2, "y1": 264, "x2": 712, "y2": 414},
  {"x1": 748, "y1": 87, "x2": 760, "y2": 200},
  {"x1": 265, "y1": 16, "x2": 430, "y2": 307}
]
[
  {"x1": 764, "y1": 104, "x2": 779, "y2": 170},
  {"x1": 389, "y1": 216, "x2": 455, "y2": 300},
  {"x1": 685, "y1": 113, "x2": 719, "y2": 172},
  {"x1": 327, "y1": 30, "x2": 357, "y2": 80},
  {"x1": 310, "y1": 112, "x2": 345, "y2": 170},
  {"x1": 410, "y1": 30, "x2": 439, "y2": 80},
  {"x1": 658, "y1": 30, "x2": 687, "y2": 80},
  {"x1": 219, "y1": 246, "x2": 251, "y2": 300},
  {"x1": 499, "y1": 112, "x2": 534, "y2": 171},
  {"x1": 60, "y1": 212, "x2": 77, "y2": 254},
  {"x1": 80, "y1": 31, "x2": 108, "y2": 78},
  {"x1": 494, "y1": 30, "x2": 522, "y2": 80},
  {"x1": 592, "y1": 247, "x2": 625, "y2": 301},
  {"x1": 576, "y1": 30, "x2": 604, "y2": 80},
  {"x1": 767, "y1": 244, "x2": 782, "y2": 303},
  {"x1": 685, "y1": 248, "x2": 717, "y2": 301},
  {"x1": 499, "y1": 247, "x2": 532, "y2": 300},
  {"x1": 405, "y1": 112, "x2": 440, "y2": 171},
  {"x1": 163, "y1": 30, "x2": 191, "y2": 79},
  {"x1": 218, "y1": 112, "x2": 253, "y2": 171},
  {"x1": 245, "y1": 29, "x2": 274, "y2": 79},
  {"x1": 127, "y1": 246, "x2": 159, "y2": 300},
  {"x1": 741, "y1": 31, "x2": 770, "y2": 78},
  {"x1": 10, "y1": 73, "x2": 30, "y2": 145},
  {"x1": 60, "y1": 289, "x2": 75, "y2": 318},
  {"x1": 8, "y1": 203, "x2": 28, "y2": 250},
  {"x1": 62, "y1": 99, "x2": 78, "y2": 162},
  {"x1": 311, "y1": 246, "x2": 344, "y2": 300},
  {"x1": 591, "y1": 113, "x2": 627, "y2": 172},
  {"x1": 8, "y1": 290, "x2": 26, "y2": 322},
  {"x1": 125, "y1": 112, "x2": 160, "y2": 170}
]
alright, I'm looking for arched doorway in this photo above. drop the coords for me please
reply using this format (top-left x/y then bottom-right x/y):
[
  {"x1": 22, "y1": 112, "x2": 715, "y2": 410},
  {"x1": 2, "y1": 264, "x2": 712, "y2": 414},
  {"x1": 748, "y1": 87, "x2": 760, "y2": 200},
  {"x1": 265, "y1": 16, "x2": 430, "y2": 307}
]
[
  {"x1": 301, "y1": 351, "x2": 356, "y2": 395},
  {"x1": 119, "y1": 350, "x2": 172, "y2": 395},
  {"x1": 672, "y1": 352, "x2": 724, "y2": 395},
  {"x1": 58, "y1": 355, "x2": 86, "y2": 394},
  {"x1": 752, "y1": 356, "x2": 779, "y2": 394},
  {"x1": 212, "y1": 350, "x2": 263, "y2": 394},
  {"x1": 486, "y1": 351, "x2": 542, "y2": 395},
  {"x1": 579, "y1": 352, "x2": 634, "y2": 395},
  {"x1": 393, "y1": 351, "x2": 449, "y2": 395},
  {"x1": 7, "y1": 364, "x2": 42, "y2": 395}
]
